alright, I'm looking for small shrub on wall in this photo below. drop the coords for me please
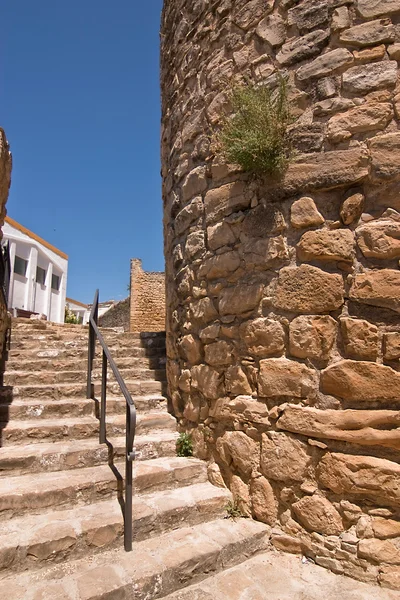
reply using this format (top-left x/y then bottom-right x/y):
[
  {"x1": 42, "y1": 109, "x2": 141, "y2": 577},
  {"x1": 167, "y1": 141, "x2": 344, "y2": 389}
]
[{"x1": 218, "y1": 76, "x2": 293, "y2": 177}]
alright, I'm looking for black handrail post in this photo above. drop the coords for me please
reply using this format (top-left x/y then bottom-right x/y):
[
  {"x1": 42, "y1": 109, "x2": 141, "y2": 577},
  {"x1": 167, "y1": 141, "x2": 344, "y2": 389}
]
[
  {"x1": 125, "y1": 403, "x2": 133, "y2": 552},
  {"x1": 86, "y1": 290, "x2": 99, "y2": 400},
  {"x1": 100, "y1": 350, "x2": 107, "y2": 444}
]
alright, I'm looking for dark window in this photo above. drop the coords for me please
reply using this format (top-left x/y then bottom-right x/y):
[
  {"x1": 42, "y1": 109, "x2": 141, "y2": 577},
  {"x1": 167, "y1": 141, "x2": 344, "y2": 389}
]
[
  {"x1": 51, "y1": 274, "x2": 60, "y2": 291},
  {"x1": 36, "y1": 266, "x2": 46, "y2": 285},
  {"x1": 14, "y1": 256, "x2": 28, "y2": 277}
]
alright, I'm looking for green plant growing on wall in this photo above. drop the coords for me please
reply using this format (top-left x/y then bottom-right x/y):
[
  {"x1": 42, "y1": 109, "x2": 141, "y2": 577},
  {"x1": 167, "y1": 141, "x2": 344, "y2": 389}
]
[
  {"x1": 64, "y1": 305, "x2": 79, "y2": 324},
  {"x1": 225, "y1": 498, "x2": 248, "y2": 520},
  {"x1": 218, "y1": 75, "x2": 292, "y2": 177},
  {"x1": 176, "y1": 432, "x2": 193, "y2": 457}
]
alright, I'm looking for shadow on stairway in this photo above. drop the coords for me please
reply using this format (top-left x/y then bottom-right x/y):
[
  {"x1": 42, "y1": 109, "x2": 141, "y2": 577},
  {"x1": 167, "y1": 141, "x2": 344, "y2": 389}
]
[
  {"x1": 0, "y1": 386, "x2": 13, "y2": 447},
  {"x1": 139, "y1": 330, "x2": 168, "y2": 398}
]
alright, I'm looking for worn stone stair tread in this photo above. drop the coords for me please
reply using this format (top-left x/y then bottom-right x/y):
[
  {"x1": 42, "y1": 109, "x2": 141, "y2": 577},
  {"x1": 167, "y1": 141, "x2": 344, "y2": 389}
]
[
  {"x1": 0, "y1": 430, "x2": 178, "y2": 476},
  {"x1": 4, "y1": 367, "x2": 166, "y2": 383},
  {"x1": 0, "y1": 482, "x2": 231, "y2": 574},
  {"x1": 0, "y1": 518, "x2": 269, "y2": 599},
  {"x1": 6, "y1": 356, "x2": 165, "y2": 372},
  {"x1": 0, "y1": 411, "x2": 177, "y2": 444},
  {"x1": 159, "y1": 551, "x2": 399, "y2": 600},
  {"x1": 0, "y1": 456, "x2": 208, "y2": 518},
  {"x1": 10, "y1": 379, "x2": 165, "y2": 399}
]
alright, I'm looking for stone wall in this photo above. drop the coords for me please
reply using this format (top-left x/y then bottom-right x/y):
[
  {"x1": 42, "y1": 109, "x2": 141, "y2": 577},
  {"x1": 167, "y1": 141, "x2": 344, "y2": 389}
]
[
  {"x1": 0, "y1": 128, "x2": 12, "y2": 364},
  {"x1": 98, "y1": 297, "x2": 130, "y2": 331},
  {"x1": 161, "y1": 0, "x2": 400, "y2": 590},
  {"x1": 130, "y1": 259, "x2": 165, "y2": 332}
]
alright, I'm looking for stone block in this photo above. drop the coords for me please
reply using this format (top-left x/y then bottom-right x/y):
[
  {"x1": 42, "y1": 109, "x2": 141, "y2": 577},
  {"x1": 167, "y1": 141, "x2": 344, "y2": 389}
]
[
  {"x1": 205, "y1": 182, "x2": 249, "y2": 225},
  {"x1": 290, "y1": 197, "x2": 324, "y2": 228},
  {"x1": 258, "y1": 358, "x2": 318, "y2": 398},
  {"x1": 191, "y1": 364, "x2": 224, "y2": 400},
  {"x1": 372, "y1": 517, "x2": 400, "y2": 539},
  {"x1": 181, "y1": 166, "x2": 207, "y2": 203},
  {"x1": 256, "y1": 14, "x2": 286, "y2": 47},
  {"x1": 327, "y1": 103, "x2": 393, "y2": 143},
  {"x1": 205, "y1": 340, "x2": 233, "y2": 367},
  {"x1": 250, "y1": 476, "x2": 278, "y2": 525},
  {"x1": 340, "y1": 193, "x2": 364, "y2": 225},
  {"x1": 358, "y1": 539, "x2": 400, "y2": 565},
  {"x1": 342, "y1": 61, "x2": 397, "y2": 95},
  {"x1": 340, "y1": 18, "x2": 396, "y2": 47},
  {"x1": 239, "y1": 317, "x2": 285, "y2": 358},
  {"x1": 216, "y1": 431, "x2": 260, "y2": 478},
  {"x1": 225, "y1": 366, "x2": 252, "y2": 395},
  {"x1": 261, "y1": 432, "x2": 311, "y2": 483},
  {"x1": 198, "y1": 251, "x2": 241, "y2": 280},
  {"x1": 211, "y1": 395, "x2": 269, "y2": 426},
  {"x1": 384, "y1": 332, "x2": 400, "y2": 360},
  {"x1": 207, "y1": 222, "x2": 236, "y2": 251},
  {"x1": 357, "y1": 0, "x2": 400, "y2": 18},
  {"x1": 276, "y1": 30, "x2": 330, "y2": 67},
  {"x1": 297, "y1": 229, "x2": 355, "y2": 262},
  {"x1": 289, "y1": 315, "x2": 337, "y2": 360},
  {"x1": 296, "y1": 48, "x2": 353, "y2": 82},
  {"x1": 218, "y1": 283, "x2": 263, "y2": 316},
  {"x1": 356, "y1": 218, "x2": 400, "y2": 259},
  {"x1": 288, "y1": 0, "x2": 329, "y2": 33},
  {"x1": 369, "y1": 132, "x2": 400, "y2": 182},
  {"x1": 349, "y1": 269, "x2": 400, "y2": 313},
  {"x1": 175, "y1": 197, "x2": 204, "y2": 236},
  {"x1": 340, "y1": 317, "x2": 379, "y2": 360},
  {"x1": 292, "y1": 495, "x2": 343, "y2": 536},
  {"x1": 179, "y1": 335, "x2": 203, "y2": 364}
]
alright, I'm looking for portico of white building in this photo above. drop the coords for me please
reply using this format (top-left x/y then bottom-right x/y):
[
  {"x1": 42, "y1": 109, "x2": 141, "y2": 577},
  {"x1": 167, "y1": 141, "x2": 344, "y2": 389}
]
[{"x1": 3, "y1": 217, "x2": 68, "y2": 323}]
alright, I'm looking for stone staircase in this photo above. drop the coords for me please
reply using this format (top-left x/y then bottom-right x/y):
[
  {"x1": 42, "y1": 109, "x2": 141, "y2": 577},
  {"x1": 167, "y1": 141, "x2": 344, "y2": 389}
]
[{"x1": 0, "y1": 319, "x2": 270, "y2": 599}]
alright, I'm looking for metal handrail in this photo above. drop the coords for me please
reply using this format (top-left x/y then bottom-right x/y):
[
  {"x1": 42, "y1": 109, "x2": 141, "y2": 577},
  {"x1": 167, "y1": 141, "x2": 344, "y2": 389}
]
[
  {"x1": 87, "y1": 289, "x2": 136, "y2": 551},
  {"x1": 0, "y1": 241, "x2": 11, "y2": 386}
]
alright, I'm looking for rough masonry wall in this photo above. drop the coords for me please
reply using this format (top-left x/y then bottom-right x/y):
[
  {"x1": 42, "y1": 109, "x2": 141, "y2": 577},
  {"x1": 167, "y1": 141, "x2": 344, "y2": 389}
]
[
  {"x1": 161, "y1": 0, "x2": 400, "y2": 590},
  {"x1": 0, "y1": 129, "x2": 12, "y2": 359},
  {"x1": 130, "y1": 259, "x2": 165, "y2": 332},
  {"x1": 98, "y1": 297, "x2": 130, "y2": 331}
]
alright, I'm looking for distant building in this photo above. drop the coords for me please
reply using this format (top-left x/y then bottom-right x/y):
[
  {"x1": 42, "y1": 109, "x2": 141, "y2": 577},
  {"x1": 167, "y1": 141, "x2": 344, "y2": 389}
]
[
  {"x1": 65, "y1": 297, "x2": 89, "y2": 324},
  {"x1": 3, "y1": 216, "x2": 68, "y2": 323}
]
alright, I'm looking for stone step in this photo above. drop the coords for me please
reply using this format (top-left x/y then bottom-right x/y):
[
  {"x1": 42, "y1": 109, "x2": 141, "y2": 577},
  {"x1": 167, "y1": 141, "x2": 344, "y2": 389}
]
[
  {"x1": 4, "y1": 367, "x2": 166, "y2": 386},
  {"x1": 9, "y1": 379, "x2": 166, "y2": 400},
  {"x1": 8, "y1": 344, "x2": 164, "y2": 360},
  {"x1": 0, "y1": 482, "x2": 231, "y2": 574},
  {"x1": 0, "y1": 456, "x2": 207, "y2": 520},
  {"x1": 0, "y1": 395, "x2": 167, "y2": 420},
  {"x1": 9, "y1": 334, "x2": 166, "y2": 351},
  {"x1": 0, "y1": 411, "x2": 176, "y2": 445},
  {"x1": 0, "y1": 518, "x2": 269, "y2": 599},
  {"x1": 0, "y1": 431, "x2": 178, "y2": 477},
  {"x1": 6, "y1": 355, "x2": 165, "y2": 372}
]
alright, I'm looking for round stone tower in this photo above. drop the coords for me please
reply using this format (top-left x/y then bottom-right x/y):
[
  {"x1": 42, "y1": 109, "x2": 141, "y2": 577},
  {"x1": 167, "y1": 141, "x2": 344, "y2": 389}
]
[{"x1": 161, "y1": 0, "x2": 400, "y2": 587}]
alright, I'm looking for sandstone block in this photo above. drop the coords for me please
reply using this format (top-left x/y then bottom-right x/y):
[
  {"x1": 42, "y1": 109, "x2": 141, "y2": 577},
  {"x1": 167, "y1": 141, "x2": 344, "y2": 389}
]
[
  {"x1": 357, "y1": 0, "x2": 400, "y2": 18},
  {"x1": 207, "y1": 462, "x2": 226, "y2": 488},
  {"x1": 353, "y1": 44, "x2": 386, "y2": 64},
  {"x1": 379, "y1": 566, "x2": 400, "y2": 590},
  {"x1": 370, "y1": 132, "x2": 400, "y2": 182},
  {"x1": 276, "y1": 30, "x2": 330, "y2": 67},
  {"x1": 340, "y1": 193, "x2": 364, "y2": 225},
  {"x1": 242, "y1": 236, "x2": 289, "y2": 268},
  {"x1": 342, "y1": 61, "x2": 397, "y2": 95},
  {"x1": 327, "y1": 103, "x2": 393, "y2": 143},
  {"x1": 207, "y1": 222, "x2": 235, "y2": 251},
  {"x1": 190, "y1": 297, "x2": 218, "y2": 324},
  {"x1": 373, "y1": 517, "x2": 400, "y2": 539},
  {"x1": 225, "y1": 366, "x2": 252, "y2": 395},
  {"x1": 273, "y1": 265, "x2": 344, "y2": 314},
  {"x1": 340, "y1": 18, "x2": 396, "y2": 47},
  {"x1": 356, "y1": 218, "x2": 400, "y2": 260},
  {"x1": 296, "y1": 48, "x2": 353, "y2": 82},
  {"x1": 388, "y1": 43, "x2": 400, "y2": 60},
  {"x1": 256, "y1": 14, "x2": 286, "y2": 47},
  {"x1": 179, "y1": 334, "x2": 203, "y2": 364},
  {"x1": 175, "y1": 197, "x2": 203, "y2": 236},
  {"x1": 216, "y1": 431, "x2": 260, "y2": 478},
  {"x1": 240, "y1": 317, "x2": 285, "y2": 358},
  {"x1": 242, "y1": 204, "x2": 286, "y2": 237},
  {"x1": 290, "y1": 197, "x2": 324, "y2": 229},
  {"x1": 384, "y1": 332, "x2": 400, "y2": 361},
  {"x1": 230, "y1": 475, "x2": 251, "y2": 516},
  {"x1": 340, "y1": 317, "x2": 379, "y2": 360},
  {"x1": 289, "y1": 315, "x2": 337, "y2": 360},
  {"x1": 358, "y1": 539, "x2": 400, "y2": 565},
  {"x1": 297, "y1": 229, "x2": 355, "y2": 262},
  {"x1": 288, "y1": 0, "x2": 328, "y2": 33},
  {"x1": 261, "y1": 432, "x2": 311, "y2": 482},
  {"x1": 181, "y1": 166, "x2": 207, "y2": 203},
  {"x1": 321, "y1": 360, "x2": 400, "y2": 402},
  {"x1": 349, "y1": 269, "x2": 400, "y2": 313},
  {"x1": 199, "y1": 323, "x2": 220, "y2": 343},
  {"x1": 318, "y1": 452, "x2": 400, "y2": 506},
  {"x1": 185, "y1": 231, "x2": 205, "y2": 258},
  {"x1": 314, "y1": 97, "x2": 355, "y2": 117},
  {"x1": 219, "y1": 283, "x2": 263, "y2": 316},
  {"x1": 250, "y1": 476, "x2": 278, "y2": 525},
  {"x1": 258, "y1": 358, "x2": 318, "y2": 398},
  {"x1": 293, "y1": 495, "x2": 343, "y2": 536},
  {"x1": 205, "y1": 340, "x2": 233, "y2": 367},
  {"x1": 211, "y1": 395, "x2": 269, "y2": 426},
  {"x1": 233, "y1": 0, "x2": 273, "y2": 30},
  {"x1": 332, "y1": 6, "x2": 350, "y2": 31},
  {"x1": 198, "y1": 251, "x2": 241, "y2": 280},
  {"x1": 205, "y1": 182, "x2": 249, "y2": 225},
  {"x1": 191, "y1": 364, "x2": 224, "y2": 400}
]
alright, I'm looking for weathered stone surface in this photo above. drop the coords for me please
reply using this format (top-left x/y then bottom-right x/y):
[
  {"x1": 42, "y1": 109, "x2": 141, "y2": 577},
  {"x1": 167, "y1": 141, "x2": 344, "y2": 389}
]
[
  {"x1": 205, "y1": 340, "x2": 233, "y2": 367},
  {"x1": 198, "y1": 251, "x2": 241, "y2": 279},
  {"x1": 242, "y1": 204, "x2": 286, "y2": 237},
  {"x1": 290, "y1": 197, "x2": 324, "y2": 229},
  {"x1": 219, "y1": 283, "x2": 263, "y2": 316},
  {"x1": 342, "y1": 61, "x2": 397, "y2": 94},
  {"x1": 388, "y1": 43, "x2": 400, "y2": 60},
  {"x1": 370, "y1": 132, "x2": 400, "y2": 182},
  {"x1": 289, "y1": 315, "x2": 336, "y2": 360},
  {"x1": 379, "y1": 566, "x2": 400, "y2": 590},
  {"x1": 340, "y1": 19, "x2": 396, "y2": 47},
  {"x1": 240, "y1": 318, "x2": 285, "y2": 358},
  {"x1": 190, "y1": 297, "x2": 218, "y2": 324},
  {"x1": 356, "y1": 218, "x2": 400, "y2": 259},
  {"x1": 314, "y1": 97, "x2": 355, "y2": 117},
  {"x1": 297, "y1": 229, "x2": 355, "y2": 262},
  {"x1": 233, "y1": 0, "x2": 274, "y2": 30},
  {"x1": 216, "y1": 431, "x2": 260, "y2": 478},
  {"x1": 225, "y1": 366, "x2": 252, "y2": 395},
  {"x1": 207, "y1": 222, "x2": 235, "y2": 251},
  {"x1": 250, "y1": 476, "x2": 278, "y2": 525},
  {"x1": 191, "y1": 364, "x2": 223, "y2": 400},
  {"x1": 205, "y1": 182, "x2": 249, "y2": 225},
  {"x1": 340, "y1": 193, "x2": 364, "y2": 225},
  {"x1": 327, "y1": 103, "x2": 393, "y2": 143},
  {"x1": 349, "y1": 269, "x2": 400, "y2": 313},
  {"x1": 175, "y1": 197, "x2": 203, "y2": 236},
  {"x1": 273, "y1": 265, "x2": 344, "y2": 314},
  {"x1": 359, "y1": 539, "x2": 400, "y2": 565},
  {"x1": 340, "y1": 318, "x2": 379, "y2": 360},
  {"x1": 181, "y1": 166, "x2": 207, "y2": 203},
  {"x1": 296, "y1": 48, "x2": 353, "y2": 82},
  {"x1": 258, "y1": 358, "x2": 318, "y2": 398},
  {"x1": 179, "y1": 335, "x2": 203, "y2": 364},
  {"x1": 230, "y1": 475, "x2": 251, "y2": 516},
  {"x1": 276, "y1": 30, "x2": 330, "y2": 67},
  {"x1": 185, "y1": 231, "x2": 205, "y2": 258},
  {"x1": 199, "y1": 323, "x2": 220, "y2": 343},
  {"x1": 242, "y1": 235, "x2": 289, "y2": 268},
  {"x1": 384, "y1": 333, "x2": 400, "y2": 361},
  {"x1": 353, "y1": 44, "x2": 386, "y2": 64},
  {"x1": 256, "y1": 14, "x2": 286, "y2": 47},
  {"x1": 292, "y1": 495, "x2": 343, "y2": 536},
  {"x1": 321, "y1": 360, "x2": 400, "y2": 402},
  {"x1": 318, "y1": 452, "x2": 400, "y2": 506},
  {"x1": 332, "y1": 6, "x2": 351, "y2": 31},
  {"x1": 288, "y1": 0, "x2": 328, "y2": 33},
  {"x1": 261, "y1": 432, "x2": 311, "y2": 482},
  {"x1": 277, "y1": 404, "x2": 400, "y2": 450},
  {"x1": 211, "y1": 395, "x2": 269, "y2": 425},
  {"x1": 373, "y1": 517, "x2": 400, "y2": 539},
  {"x1": 357, "y1": 0, "x2": 400, "y2": 18},
  {"x1": 207, "y1": 461, "x2": 226, "y2": 488}
]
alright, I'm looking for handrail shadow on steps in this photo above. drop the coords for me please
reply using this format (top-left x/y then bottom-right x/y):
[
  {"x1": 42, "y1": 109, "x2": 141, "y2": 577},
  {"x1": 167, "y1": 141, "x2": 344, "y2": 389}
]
[{"x1": 87, "y1": 289, "x2": 136, "y2": 552}]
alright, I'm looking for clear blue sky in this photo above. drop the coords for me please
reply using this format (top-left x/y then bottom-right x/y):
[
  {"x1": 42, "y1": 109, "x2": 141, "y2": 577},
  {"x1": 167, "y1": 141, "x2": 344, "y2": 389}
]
[{"x1": 3, "y1": 1, "x2": 164, "y2": 303}]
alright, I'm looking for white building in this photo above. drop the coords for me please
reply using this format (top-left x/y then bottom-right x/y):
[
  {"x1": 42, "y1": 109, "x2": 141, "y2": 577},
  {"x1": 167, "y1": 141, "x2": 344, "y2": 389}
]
[
  {"x1": 66, "y1": 297, "x2": 89, "y2": 325},
  {"x1": 3, "y1": 216, "x2": 68, "y2": 323}
]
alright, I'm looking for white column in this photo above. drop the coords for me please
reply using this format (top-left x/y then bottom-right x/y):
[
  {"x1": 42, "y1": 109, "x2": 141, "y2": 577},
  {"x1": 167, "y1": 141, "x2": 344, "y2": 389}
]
[
  {"x1": 45, "y1": 262, "x2": 53, "y2": 320},
  {"x1": 8, "y1": 240, "x2": 16, "y2": 309},
  {"x1": 25, "y1": 246, "x2": 38, "y2": 312}
]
